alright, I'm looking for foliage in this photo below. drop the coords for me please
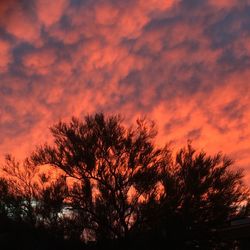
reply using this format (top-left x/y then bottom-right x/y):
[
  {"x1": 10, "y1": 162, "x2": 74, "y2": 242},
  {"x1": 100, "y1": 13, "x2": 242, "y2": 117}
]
[
  {"x1": 30, "y1": 113, "x2": 167, "y2": 241},
  {"x1": 0, "y1": 113, "x2": 248, "y2": 249},
  {"x1": 153, "y1": 144, "x2": 247, "y2": 247}
]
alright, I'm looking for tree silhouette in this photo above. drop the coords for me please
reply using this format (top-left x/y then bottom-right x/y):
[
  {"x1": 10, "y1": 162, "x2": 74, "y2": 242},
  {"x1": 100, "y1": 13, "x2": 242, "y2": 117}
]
[
  {"x1": 0, "y1": 155, "x2": 73, "y2": 240},
  {"x1": 153, "y1": 144, "x2": 248, "y2": 248},
  {"x1": 1, "y1": 155, "x2": 39, "y2": 224},
  {"x1": 0, "y1": 113, "x2": 248, "y2": 249},
  {"x1": 30, "y1": 113, "x2": 167, "y2": 242}
]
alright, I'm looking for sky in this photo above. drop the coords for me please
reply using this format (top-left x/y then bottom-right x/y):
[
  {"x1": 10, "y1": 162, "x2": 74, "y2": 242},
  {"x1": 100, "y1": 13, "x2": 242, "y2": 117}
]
[{"x1": 0, "y1": 0, "x2": 249, "y2": 181}]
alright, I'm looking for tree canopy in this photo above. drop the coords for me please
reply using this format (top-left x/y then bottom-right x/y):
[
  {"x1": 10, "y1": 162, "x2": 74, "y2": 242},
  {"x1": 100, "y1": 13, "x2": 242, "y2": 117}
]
[
  {"x1": 30, "y1": 113, "x2": 167, "y2": 241},
  {"x1": 0, "y1": 113, "x2": 248, "y2": 249}
]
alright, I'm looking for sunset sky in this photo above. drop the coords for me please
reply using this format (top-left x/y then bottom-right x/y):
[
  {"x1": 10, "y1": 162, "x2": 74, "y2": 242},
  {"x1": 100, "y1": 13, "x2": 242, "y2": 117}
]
[{"x1": 0, "y1": 0, "x2": 249, "y2": 181}]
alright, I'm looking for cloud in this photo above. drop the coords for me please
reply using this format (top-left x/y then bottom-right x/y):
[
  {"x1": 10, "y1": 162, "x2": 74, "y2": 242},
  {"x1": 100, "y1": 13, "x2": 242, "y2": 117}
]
[
  {"x1": 36, "y1": 0, "x2": 69, "y2": 28},
  {"x1": 0, "y1": 39, "x2": 12, "y2": 73},
  {"x1": 208, "y1": 0, "x2": 249, "y2": 9},
  {"x1": 22, "y1": 48, "x2": 57, "y2": 75},
  {"x1": 0, "y1": 0, "x2": 250, "y2": 181},
  {"x1": 1, "y1": 2, "x2": 40, "y2": 43}
]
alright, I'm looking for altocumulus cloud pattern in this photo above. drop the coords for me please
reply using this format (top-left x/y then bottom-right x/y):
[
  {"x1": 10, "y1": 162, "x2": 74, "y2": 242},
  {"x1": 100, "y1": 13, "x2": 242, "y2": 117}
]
[{"x1": 0, "y1": 0, "x2": 250, "y2": 179}]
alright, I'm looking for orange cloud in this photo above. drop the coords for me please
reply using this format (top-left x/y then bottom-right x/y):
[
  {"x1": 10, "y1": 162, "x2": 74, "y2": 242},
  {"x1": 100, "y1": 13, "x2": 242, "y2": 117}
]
[
  {"x1": 0, "y1": 39, "x2": 12, "y2": 73},
  {"x1": 3, "y1": 5, "x2": 40, "y2": 43},
  {"x1": 208, "y1": 0, "x2": 244, "y2": 8},
  {"x1": 36, "y1": 0, "x2": 69, "y2": 28},
  {"x1": 22, "y1": 48, "x2": 57, "y2": 75},
  {"x1": 0, "y1": 0, "x2": 250, "y2": 184},
  {"x1": 94, "y1": 3, "x2": 119, "y2": 26}
]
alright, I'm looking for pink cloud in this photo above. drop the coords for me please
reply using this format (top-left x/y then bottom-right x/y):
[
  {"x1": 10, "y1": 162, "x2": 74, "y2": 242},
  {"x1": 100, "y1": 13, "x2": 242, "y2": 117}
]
[
  {"x1": 208, "y1": 0, "x2": 245, "y2": 9},
  {"x1": 0, "y1": 39, "x2": 12, "y2": 73},
  {"x1": 22, "y1": 48, "x2": 57, "y2": 75},
  {"x1": 0, "y1": 0, "x2": 250, "y2": 183},
  {"x1": 138, "y1": 0, "x2": 177, "y2": 12},
  {"x1": 2, "y1": 5, "x2": 40, "y2": 43},
  {"x1": 94, "y1": 3, "x2": 119, "y2": 26},
  {"x1": 36, "y1": 0, "x2": 69, "y2": 28}
]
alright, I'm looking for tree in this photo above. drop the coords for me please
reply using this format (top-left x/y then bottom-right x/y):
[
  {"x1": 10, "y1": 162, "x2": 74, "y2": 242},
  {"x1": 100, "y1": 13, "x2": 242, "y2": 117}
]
[
  {"x1": 1, "y1": 113, "x2": 248, "y2": 249},
  {"x1": 30, "y1": 113, "x2": 167, "y2": 242},
  {"x1": 0, "y1": 155, "x2": 71, "y2": 239},
  {"x1": 1, "y1": 155, "x2": 40, "y2": 223},
  {"x1": 155, "y1": 144, "x2": 248, "y2": 248}
]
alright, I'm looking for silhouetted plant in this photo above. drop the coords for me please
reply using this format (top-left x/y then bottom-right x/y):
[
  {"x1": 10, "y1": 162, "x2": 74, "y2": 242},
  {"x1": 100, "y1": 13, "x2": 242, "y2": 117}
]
[
  {"x1": 30, "y1": 113, "x2": 168, "y2": 242},
  {"x1": 0, "y1": 177, "x2": 22, "y2": 220},
  {"x1": 0, "y1": 113, "x2": 248, "y2": 249},
  {"x1": 0, "y1": 155, "x2": 70, "y2": 238},
  {"x1": 154, "y1": 143, "x2": 248, "y2": 248},
  {"x1": 0, "y1": 155, "x2": 39, "y2": 223}
]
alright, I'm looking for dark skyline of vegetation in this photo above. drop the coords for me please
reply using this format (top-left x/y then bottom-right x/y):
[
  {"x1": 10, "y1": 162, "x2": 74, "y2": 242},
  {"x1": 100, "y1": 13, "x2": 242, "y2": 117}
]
[{"x1": 0, "y1": 113, "x2": 249, "y2": 249}]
